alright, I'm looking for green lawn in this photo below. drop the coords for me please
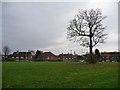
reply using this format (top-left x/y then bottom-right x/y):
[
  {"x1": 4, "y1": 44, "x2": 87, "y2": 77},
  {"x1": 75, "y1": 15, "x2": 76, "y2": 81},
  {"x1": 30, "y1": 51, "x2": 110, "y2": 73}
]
[{"x1": 2, "y1": 61, "x2": 119, "y2": 88}]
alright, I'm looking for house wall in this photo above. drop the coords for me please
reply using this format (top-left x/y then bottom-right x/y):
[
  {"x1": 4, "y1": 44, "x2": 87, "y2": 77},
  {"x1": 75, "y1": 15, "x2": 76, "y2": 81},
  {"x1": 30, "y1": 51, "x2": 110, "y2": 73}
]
[
  {"x1": 100, "y1": 52, "x2": 119, "y2": 62},
  {"x1": 8, "y1": 52, "x2": 33, "y2": 61}
]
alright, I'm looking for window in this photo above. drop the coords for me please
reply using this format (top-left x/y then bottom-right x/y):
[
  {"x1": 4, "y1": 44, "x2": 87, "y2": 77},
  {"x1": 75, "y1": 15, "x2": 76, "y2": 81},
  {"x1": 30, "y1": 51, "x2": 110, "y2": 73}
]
[
  {"x1": 21, "y1": 57, "x2": 24, "y2": 59},
  {"x1": 47, "y1": 57, "x2": 50, "y2": 60}
]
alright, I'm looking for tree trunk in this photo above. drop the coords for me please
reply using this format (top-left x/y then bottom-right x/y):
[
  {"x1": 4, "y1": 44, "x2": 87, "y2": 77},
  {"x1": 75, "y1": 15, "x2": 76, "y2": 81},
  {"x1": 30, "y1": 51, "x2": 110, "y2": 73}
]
[
  {"x1": 89, "y1": 39, "x2": 92, "y2": 55},
  {"x1": 89, "y1": 28, "x2": 93, "y2": 63},
  {"x1": 5, "y1": 53, "x2": 7, "y2": 60},
  {"x1": 89, "y1": 27, "x2": 93, "y2": 54},
  {"x1": 89, "y1": 37, "x2": 93, "y2": 62}
]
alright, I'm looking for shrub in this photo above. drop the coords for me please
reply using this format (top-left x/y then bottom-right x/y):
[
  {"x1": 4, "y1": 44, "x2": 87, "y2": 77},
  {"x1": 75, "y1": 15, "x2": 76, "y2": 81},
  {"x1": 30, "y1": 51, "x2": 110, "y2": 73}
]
[{"x1": 95, "y1": 49, "x2": 101, "y2": 60}]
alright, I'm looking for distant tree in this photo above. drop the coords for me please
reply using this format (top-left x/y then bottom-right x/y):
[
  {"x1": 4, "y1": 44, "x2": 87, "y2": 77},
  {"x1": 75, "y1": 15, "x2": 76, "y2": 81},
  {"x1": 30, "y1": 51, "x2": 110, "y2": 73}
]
[
  {"x1": 35, "y1": 50, "x2": 43, "y2": 60},
  {"x1": 95, "y1": 49, "x2": 101, "y2": 61},
  {"x1": 3, "y1": 46, "x2": 10, "y2": 60},
  {"x1": 67, "y1": 9, "x2": 107, "y2": 63}
]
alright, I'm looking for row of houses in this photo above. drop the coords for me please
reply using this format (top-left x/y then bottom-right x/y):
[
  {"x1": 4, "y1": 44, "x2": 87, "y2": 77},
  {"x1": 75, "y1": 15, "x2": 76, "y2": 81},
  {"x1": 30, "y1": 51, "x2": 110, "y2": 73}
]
[
  {"x1": 8, "y1": 51, "x2": 33, "y2": 61},
  {"x1": 3, "y1": 51, "x2": 76, "y2": 61},
  {"x1": 100, "y1": 51, "x2": 120, "y2": 62},
  {"x1": 38, "y1": 52, "x2": 76, "y2": 61},
  {"x1": 2, "y1": 50, "x2": 120, "y2": 62}
]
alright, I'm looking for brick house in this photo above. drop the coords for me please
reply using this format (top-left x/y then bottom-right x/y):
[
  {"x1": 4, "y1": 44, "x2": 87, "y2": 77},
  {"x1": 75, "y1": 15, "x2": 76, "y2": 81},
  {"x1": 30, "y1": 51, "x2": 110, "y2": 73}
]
[
  {"x1": 41, "y1": 52, "x2": 58, "y2": 61},
  {"x1": 35, "y1": 51, "x2": 59, "y2": 61},
  {"x1": 58, "y1": 53, "x2": 74, "y2": 61},
  {"x1": 8, "y1": 51, "x2": 33, "y2": 61},
  {"x1": 36, "y1": 52, "x2": 74, "y2": 61},
  {"x1": 100, "y1": 51, "x2": 120, "y2": 62}
]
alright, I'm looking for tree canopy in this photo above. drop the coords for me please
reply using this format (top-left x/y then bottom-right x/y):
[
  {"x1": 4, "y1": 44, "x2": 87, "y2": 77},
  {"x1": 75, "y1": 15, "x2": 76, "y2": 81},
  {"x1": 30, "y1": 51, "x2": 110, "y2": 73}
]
[{"x1": 67, "y1": 9, "x2": 107, "y2": 63}]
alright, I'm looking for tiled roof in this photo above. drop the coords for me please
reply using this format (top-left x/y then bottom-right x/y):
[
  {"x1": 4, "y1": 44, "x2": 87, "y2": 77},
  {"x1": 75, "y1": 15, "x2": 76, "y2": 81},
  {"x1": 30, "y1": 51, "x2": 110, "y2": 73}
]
[
  {"x1": 12, "y1": 52, "x2": 32, "y2": 57},
  {"x1": 42, "y1": 52, "x2": 57, "y2": 57}
]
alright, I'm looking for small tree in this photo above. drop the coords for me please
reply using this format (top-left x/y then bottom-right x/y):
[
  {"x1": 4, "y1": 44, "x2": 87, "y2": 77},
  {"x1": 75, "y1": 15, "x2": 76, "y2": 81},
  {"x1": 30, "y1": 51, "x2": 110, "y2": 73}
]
[
  {"x1": 3, "y1": 46, "x2": 10, "y2": 60},
  {"x1": 35, "y1": 50, "x2": 43, "y2": 60},
  {"x1": 95, "y1": 49, "x2": 101, "y2": 62},
  {"x1": 67, "y1": 9, "x2": 107, "y2": 63}
]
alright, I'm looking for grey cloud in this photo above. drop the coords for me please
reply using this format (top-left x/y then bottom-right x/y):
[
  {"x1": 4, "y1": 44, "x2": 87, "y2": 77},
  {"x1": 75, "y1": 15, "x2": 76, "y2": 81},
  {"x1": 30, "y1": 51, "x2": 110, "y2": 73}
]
[{"x1": 2, "y1": 2, "x2": 118, "y2": 54}]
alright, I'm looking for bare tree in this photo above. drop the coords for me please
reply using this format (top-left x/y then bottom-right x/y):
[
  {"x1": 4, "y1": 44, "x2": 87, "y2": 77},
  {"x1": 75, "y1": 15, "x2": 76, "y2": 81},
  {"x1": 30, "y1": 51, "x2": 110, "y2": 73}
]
[
  {"x1": 3, "y1": 46, "x2": 10, "y2": 60},
  {"x1": 67, "y1": 9, "x2": 107, "y2": 63}
]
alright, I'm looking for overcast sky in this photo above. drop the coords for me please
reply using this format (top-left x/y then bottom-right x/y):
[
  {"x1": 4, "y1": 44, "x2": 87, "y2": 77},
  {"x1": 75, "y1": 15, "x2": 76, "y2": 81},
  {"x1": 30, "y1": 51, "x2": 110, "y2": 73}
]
[{"x1": 2, "y1": 1, "x2": 119, "y2": 55}]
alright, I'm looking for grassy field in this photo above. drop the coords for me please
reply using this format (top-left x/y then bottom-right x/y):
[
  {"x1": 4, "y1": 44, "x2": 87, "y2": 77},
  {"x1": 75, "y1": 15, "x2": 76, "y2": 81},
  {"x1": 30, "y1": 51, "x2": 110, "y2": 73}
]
[{"x1": 2, "y1": 61, "x2": 119, "y2": 88}]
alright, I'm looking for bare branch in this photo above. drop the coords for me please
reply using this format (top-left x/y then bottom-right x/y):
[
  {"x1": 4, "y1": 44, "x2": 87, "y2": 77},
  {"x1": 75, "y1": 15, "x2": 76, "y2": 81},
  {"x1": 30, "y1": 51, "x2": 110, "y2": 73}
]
[{"x1": 67, "y1": 9, "x2": 107, "y2": 55}]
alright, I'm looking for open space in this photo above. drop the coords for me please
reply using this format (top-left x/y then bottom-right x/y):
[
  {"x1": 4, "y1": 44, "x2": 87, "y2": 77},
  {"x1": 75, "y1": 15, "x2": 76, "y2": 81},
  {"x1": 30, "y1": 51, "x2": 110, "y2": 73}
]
[
  {"x1": 2, "y1": 61, "x2": 119, "y2": 88},
  {"x1": 1, "y1": 2, "x2": 119, "y2": 89}
]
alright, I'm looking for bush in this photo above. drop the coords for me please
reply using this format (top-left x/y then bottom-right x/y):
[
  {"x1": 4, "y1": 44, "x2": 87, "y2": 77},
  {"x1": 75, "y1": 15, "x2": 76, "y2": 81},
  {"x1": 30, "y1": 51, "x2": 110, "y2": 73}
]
[{"x1": 85, "y1": 54, "x2": 98, "y2": 64}]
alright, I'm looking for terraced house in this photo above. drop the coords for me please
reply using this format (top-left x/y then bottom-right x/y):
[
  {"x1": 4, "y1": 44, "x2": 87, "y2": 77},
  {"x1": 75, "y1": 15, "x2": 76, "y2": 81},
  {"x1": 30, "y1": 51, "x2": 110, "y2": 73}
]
[
  {"x1": 40, "y1": 52, "x2": 58, "y2": 61},
  {"x1": 35, "y1": 51, "x2": 74, "y2": 61},
  {"x1": 8, "y1": 51, "x2": 33, "y2": 61},
  {"x1": 100, "y1": 51, "x2": 120, "y2": 62},
  {"x1": 58, "y1": 53, "x2": 74, "y2": 61},
  {"x1": 6, "y1": 50, "x2": 120, "y2": 62}
]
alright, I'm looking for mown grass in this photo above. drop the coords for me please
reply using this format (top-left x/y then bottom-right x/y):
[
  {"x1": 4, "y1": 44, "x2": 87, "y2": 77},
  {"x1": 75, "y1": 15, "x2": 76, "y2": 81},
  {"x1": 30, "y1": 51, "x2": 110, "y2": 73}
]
[{"x1": 2, "y1": 61, "x2": 119, "y2": 88}]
